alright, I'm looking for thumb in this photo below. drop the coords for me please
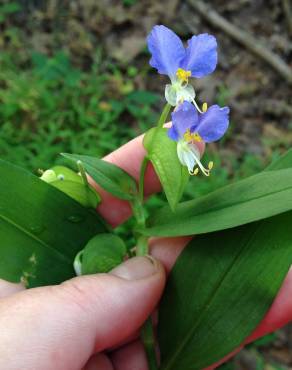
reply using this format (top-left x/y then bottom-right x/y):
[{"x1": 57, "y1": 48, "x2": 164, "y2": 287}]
[{"x1": 0, "y1": 256, "x2": 165, "y2": 370}]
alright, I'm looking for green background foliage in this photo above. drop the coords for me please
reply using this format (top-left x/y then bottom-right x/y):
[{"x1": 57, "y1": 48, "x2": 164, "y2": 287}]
[{"x1": 0, "y1": 0, "x2": 276, "y2": 198}]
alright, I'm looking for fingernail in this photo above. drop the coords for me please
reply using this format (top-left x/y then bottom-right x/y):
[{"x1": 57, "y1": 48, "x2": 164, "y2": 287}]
[{"x1": 110, "y1": 256, "x2": 160, "y2": 280}]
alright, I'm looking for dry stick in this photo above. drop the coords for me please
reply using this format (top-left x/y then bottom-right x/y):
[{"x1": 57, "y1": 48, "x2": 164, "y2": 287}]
[
  {"x1": 282, "y1": 0, "x2": 292, "y2": 36},
  {"x1": 186, "y1": 0, "x2": 292, "y2": 85}
]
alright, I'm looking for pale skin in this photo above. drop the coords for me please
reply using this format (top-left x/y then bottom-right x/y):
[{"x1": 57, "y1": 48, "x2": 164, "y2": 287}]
[{"x1": 0, "y1": 135, "x2": 291, "y2": 370}]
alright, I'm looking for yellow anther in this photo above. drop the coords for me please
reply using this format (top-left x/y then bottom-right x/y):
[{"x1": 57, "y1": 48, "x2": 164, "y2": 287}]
[
  {"x1": 184, "y1": 129, "x2": 192, "y2": 142},
  {"x1": 193, "y1": 133, "x2": 202, "y2": 142},
  {"x1": 202, "y1": 102, "x2": 208, "y2": 112},
  {"x1": 193, "y1": 168, "x2": 199, "y2": 175},
  {"x1": 176, "y1": 68, "x2": 191, "y2": 83},
  {"x1": 184, "y1": 129, "x2": 202, "y2": 143},
  {"x1": 208, "y1": 161, "x2": 214, "y2": 170}
]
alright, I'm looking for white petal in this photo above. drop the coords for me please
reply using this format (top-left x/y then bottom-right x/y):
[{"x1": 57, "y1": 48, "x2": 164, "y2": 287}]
[
  {"x1": 165, "y1": 84, "x2": 178, "y2": 106},
  {"x1": 189, "y1": 143, "x2": 201, "y2": 159},
  {"x1": 177, "y1": 140, "x2": 196, "y2": 172},
  {"x1": 183, "y1": 151, "x2": 196, "y2": 173},
  {"x1": 176, "y1": 84, "x2": 195, "y2": 103},
  {"x1": 165, "y1": 83, "x2": 196, "y2": 106}
]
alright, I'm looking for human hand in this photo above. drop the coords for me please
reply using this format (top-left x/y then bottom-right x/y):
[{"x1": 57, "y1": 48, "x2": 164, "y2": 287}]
[
  {"x1": 0, "y1": 136, "x2": 291, "y2": 370},
  {"x1": 0, "y1": 255, "x2": 166, "y2": 370}
]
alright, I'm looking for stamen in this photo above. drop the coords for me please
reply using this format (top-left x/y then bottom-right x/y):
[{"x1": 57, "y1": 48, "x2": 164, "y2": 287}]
[
  {"x1": 184, "y1": 129, "x2": 202, "y2": 143},
  {"x1": 202, "y1": 102, "x2": 208, "y2": 112},
  {"x1": 189, "y1": 150, "x2": 214, "y2": 177},
  {"x1": 176, "y1": 68, "x2": 191, "y2": 83},
  {"x1": 192, "y1": 133, "x2": 202, "y2": 142},
  {"x1": 192, "y1": 98, "x2": 203, "y2": 114},
  {"x1": 177, "y1": 140, "x2": 214, "y2": 177},
  {"x1": 190, "y1": 168, "x2": 199, "y2": 176}
]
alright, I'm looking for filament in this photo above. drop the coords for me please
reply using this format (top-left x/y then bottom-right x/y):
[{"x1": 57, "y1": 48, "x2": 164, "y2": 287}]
[
  {"x1": 192, "y1": 98, "x2": 204, "y2": 114},
  {"x1": 189, "y1": 150, "x2": 213, "y2": 177}
]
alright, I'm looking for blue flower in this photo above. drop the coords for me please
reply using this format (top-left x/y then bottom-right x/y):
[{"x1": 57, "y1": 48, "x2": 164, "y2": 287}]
[
  {"x1": 147, "y1": 25, "x2": 217, "y2": 107},
  {"x1": 168, "y1": 101, "x2": 229, "y2": 175}
]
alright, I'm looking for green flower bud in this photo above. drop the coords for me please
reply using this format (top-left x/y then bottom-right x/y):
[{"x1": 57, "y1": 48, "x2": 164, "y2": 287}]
[
  {"x1": 40, "y1": 165, "x2": 101, "y2": 208},
  {"x1": 40, "y1": 169, "x2": 58, "y2": 183}
]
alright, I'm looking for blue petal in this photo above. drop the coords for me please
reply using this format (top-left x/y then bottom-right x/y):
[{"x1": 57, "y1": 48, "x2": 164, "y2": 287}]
[
  {"x1": 196, "y1": 105, "x2": 230, "y2": 143},
  {"x1": 181, "y1": 34, "x2": 217, "y2": 78},
  {"x1": 168, "y1": 101, "x2": 199, "y2": 141},
  {"x1": 147, "y1": 25, "x2": 186, "y2": 78},
  {"x1": 167, "y1": 125, "x2": 180, "y2": 141}
]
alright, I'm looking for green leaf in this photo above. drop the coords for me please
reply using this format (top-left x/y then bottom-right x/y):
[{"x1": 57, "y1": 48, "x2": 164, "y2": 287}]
[
  {"x1": 252, "y1": 333, "x2": 276, "y2": 347},
  {"x1": 264, "y1": 148, "x2": 292, "y2": 171},
  {"x1": 41, "y1": 166, "x2": 101, "y2": 208},
  {"x1": 62, "y1": 153, "x2": 137, "y2": 201},
  {"x1": 0, "y1": 160, "x2": 107, "y2": 287},
  {"x1": 144, "y1": 127, "x2": 189, "y2": 211},
  {"x1": 158, "y1": 211, "x2": 292, "y2": 370},
  {"x1": 0, "y1": 2, "x2": 21, "y2": 15},
  {"x1": 76, "y1": 233, "x2": 127, "y2": 275},
  {"x1": 141, "y1": 166, "x2": 292, "y2": 237}
]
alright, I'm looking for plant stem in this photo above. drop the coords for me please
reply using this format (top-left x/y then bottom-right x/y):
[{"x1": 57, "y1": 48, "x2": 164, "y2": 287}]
[
  {"x1": 157, "y1": 103, "x2": 171, "y2": 128},
  {"x1": 141, "y1": 318, "x2": 159, "y2": 370},
  {"x1": 133, "y1": 103, "x2": 172, "y2": 370},
  {"x1": 135, "y1": 170, "x2": 158, "y2": 370},
  {"x1": 135, "y1": 229, "x2": 158, "y2": 369},
  {"x1": 136, "y1": 235, "x2": 148, "y2": 256},
  {"x1": 131, "y1": 198, "x2": 146, "y2": 229},
  {"x1": 132, "y1": 203, "x2": 158, "y2": 369},
  {"x1": 139, "y1": 156, "x2": 149, "y2": 203}
]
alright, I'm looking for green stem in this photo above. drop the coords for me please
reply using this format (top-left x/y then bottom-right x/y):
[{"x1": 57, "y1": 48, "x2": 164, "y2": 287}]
[
  {"x1": 136, "y1": 235, "x2": 148, "y2": 256},
  {"x1": 157, "y1": 103, "x2": 171, "y2": 128},
  {"x1": 135, "y1": 228, "x2": 158, "y2": 369},
  {"x1": 141, "y1": 318, "x2": 159, "y2": 370},
  {"x1": 131, "y1": 198, "x2": 146, "y2": 229},
  {"x1": 132, "y1": 103, "x2": 172, "y2": 370},
  {"x1": 139, "y1": 156, "x2": 149, "y2": 203},
  {"x1": 135, "y1": 169, "x2": 159, "y2": 370}
]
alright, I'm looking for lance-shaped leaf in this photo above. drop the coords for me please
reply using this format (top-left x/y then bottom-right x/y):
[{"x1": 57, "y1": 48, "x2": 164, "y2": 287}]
[
  {"x1": 62, "y1": 153, "x2": 137, "y2": 201},
  {"x1": 0, "y1": 159, "x2": 107, "y2": 287},
  {"x1": 264, "y1": 148, "x2": 292, "y2": 171},
  {"x1": 143, "y1": 127, "x2": 189, "y2": 211},
  {"x1": 141, "y1": 165, "x2": 292, "y2": 237},
  {"x1": 158, "y1": 211, "x2": 292, "y2": 370}
]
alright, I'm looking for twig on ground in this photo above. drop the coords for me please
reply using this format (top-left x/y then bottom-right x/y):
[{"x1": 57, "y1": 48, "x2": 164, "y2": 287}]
[
  {"x1": 282, "y1": 0, "x2": 292, "y2": 36},
  {"x1": 186, "y1": 0, "x2": 292, "y2": 85}
]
